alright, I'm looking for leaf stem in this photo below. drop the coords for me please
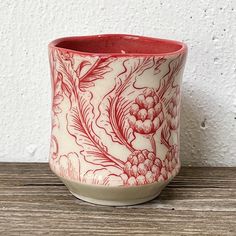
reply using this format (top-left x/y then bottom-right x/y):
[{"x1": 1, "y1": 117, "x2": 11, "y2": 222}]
[
  {"x1": 55, "y1": 51, "x2": 124, "y2": 168},
  {"x1": 110, "y1": 98, "x2": 135, "y2": 152},
  {"x1": 76, "y1": 96, "x2": 124, "y2": 168}
]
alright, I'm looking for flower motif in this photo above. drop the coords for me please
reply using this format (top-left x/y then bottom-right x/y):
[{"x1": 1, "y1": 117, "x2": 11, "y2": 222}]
[
  {"x1": 162, "y1": 145, "x2": 180, "y2": 178},
  {"x1": 166, "y1": 88, "x2": 181, "y2": 130},
  {"x1": 54, "y1": 152, "x2": 81, "y2": 181},
  {"x1": 122, "y1": 149, "x2": 167, "y2": 186},
  {"x1": 128, "y1": 88, "x2": 164, "y2": 134}
]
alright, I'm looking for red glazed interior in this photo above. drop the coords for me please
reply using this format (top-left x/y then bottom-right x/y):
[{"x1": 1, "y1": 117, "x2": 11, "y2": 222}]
[{"x1": 50, "y1": 34, "x2": 186, "y2": 56}]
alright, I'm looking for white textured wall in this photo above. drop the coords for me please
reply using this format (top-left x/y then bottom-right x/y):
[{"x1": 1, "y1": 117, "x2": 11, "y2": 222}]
[{"x1": 0, "y1": 0, "x2": 235, "y2": 166}]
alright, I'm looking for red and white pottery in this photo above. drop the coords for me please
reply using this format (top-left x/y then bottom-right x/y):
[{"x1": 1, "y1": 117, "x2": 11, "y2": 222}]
[{"x1": 48, "y1": 34, "x2": 187, "y2": 205}]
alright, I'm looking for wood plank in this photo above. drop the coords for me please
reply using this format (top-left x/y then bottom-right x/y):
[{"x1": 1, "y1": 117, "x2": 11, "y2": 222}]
[{"x1": 0, "y1": 163, "x2": 235, "y2": 235}]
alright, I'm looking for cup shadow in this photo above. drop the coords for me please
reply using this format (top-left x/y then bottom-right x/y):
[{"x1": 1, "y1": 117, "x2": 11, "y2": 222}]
[
  {"x1": 179, "y1": 87, "x2": 223, "y2": 166},
  {"x1": 180, "y1": 89, "x2": 204, "y2": 166}
]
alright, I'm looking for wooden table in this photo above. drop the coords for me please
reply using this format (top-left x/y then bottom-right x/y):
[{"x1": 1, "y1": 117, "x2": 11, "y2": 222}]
[{"x1": 0, "y1": 163, "x2": 235, "y2": 235}]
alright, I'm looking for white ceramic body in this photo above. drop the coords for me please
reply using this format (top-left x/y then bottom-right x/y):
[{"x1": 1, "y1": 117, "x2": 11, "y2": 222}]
[{"x1": 48, "y1": 34, "x2": 187, "y2": 205}]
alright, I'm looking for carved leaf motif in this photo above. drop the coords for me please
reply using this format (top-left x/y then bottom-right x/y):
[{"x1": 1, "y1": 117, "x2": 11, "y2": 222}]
[
  {"x1": 78, "y1": 57, "x2": 114, "y2": 91},
  {"x1": 97, "y1": 78, "x2": 135, "y2": 148},
  {"x1": 67, "y1": 91, "x2": 123, "y2": 168}
]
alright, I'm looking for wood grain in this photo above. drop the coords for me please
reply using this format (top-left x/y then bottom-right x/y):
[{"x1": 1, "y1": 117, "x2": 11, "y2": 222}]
[{"x1": 0, "y1": 163, "x2": 235, "y2": 235}]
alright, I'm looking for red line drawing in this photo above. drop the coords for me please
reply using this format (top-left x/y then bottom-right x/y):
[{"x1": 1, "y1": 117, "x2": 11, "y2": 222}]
[{"x1": 49, "y1": 48, "x2": 185, "y2": 186}]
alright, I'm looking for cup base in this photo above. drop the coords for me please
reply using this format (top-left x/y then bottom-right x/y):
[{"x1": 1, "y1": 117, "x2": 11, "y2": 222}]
[
  {"x1": 59, "y1": 175, "x2": 173, "y2": 206},
  {"x1": 69, "y1": 190, "x2": 161, "y2": 206}
]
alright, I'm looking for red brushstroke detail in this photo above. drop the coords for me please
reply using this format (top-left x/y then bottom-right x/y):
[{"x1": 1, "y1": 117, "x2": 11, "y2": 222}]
[
  {"x1": 49, "y1": 48, "x2": 184, "y2": 186},
  {"x1": 122, "y1": 149, "x2": 168, "y2": 185},
  {"x1": 128, "y1": 88, "x2": 164, "y2": 135},
  {"x1": 50, "y1": 135, "x2": 59, "y2": 160},
  {"x1": 157, "y1": 53, "x2": 186, "y2": 99},
  {"x1": 162, "y1": 145, "x2": 180, "y2": 179}
]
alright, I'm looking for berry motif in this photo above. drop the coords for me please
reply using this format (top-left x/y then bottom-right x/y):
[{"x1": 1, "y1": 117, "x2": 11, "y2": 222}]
[
  {"x1": 162, "y1": 145, "x2": 180, "y2": 179},
  {"x1": 166, "y1": 88, "x2": 181, "y2": 130},
  {"x1": 122, "y1": 149, "x2": 167, "y2": 186},
  {"x1": 128, "y1": 88, "x2": 164, "y2": 134}
]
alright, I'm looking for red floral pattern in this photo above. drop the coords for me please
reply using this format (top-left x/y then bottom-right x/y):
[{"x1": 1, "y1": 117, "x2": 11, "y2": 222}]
[
  {"x1": 49, "y1": 48, "x2": 186, "y2": 187},
  {"x1": 52, "y1": 74, "x2": 64, "y2": 112},
  {"x1": 162, "y1": 145, "x2": 180, "y2": 178},
  {"x1": 166, "y1": 87, "x2": 181, "y2": 130},
  {"x1": 129, "y1": 88, "x2": 164, "y2": 134},
  {"x1": 122, "y1": 149, "x2": 165, "y2": 185}
]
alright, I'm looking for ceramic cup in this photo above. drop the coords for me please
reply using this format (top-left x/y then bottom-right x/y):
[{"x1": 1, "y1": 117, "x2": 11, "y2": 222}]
[{"x1": 48, "y1": 34, "x2": 187, "y2": 206}]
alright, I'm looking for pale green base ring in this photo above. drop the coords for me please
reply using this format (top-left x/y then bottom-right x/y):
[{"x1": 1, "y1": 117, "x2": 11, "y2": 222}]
[{"x1": 58, "y1": 175, "x2": 173, "y2": 206}]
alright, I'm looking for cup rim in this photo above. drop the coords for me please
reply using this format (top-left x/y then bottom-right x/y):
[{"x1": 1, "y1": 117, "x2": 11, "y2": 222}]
[{"x1": 48, "y1": 34, "x2": 187, "y2": 57}]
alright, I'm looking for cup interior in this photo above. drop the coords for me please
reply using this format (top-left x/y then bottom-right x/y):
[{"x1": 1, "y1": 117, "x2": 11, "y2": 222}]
[{"x1": 50, "y1": 34, "x2": 186, "y2": 55}]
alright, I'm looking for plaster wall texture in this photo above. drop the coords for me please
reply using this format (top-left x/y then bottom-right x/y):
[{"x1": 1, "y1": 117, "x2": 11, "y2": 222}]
[{"x1": 0, "y1": 0, "x2": 235, "y2": 166}]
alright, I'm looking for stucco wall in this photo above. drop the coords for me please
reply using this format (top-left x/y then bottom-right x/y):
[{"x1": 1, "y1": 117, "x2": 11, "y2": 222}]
[{"x1": 0, "y1": 0, "x2": 235, "y2": 166}]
